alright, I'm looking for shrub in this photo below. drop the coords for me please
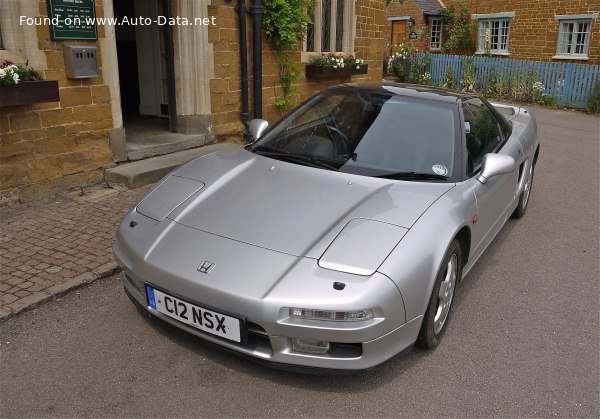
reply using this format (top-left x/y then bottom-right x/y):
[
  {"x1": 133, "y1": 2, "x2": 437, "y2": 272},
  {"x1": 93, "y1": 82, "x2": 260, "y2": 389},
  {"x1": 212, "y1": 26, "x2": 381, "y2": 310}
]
[{"x1": 587, "y1": 82, "x2": 600, "y2": 114}]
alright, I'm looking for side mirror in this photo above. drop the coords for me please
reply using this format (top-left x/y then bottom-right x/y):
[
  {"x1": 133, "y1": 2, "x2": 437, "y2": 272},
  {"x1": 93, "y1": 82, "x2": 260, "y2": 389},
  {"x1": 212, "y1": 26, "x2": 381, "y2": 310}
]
[
  {"x1": 477, "y1": 153, "x2": 516, "y2": 184},
  {"x1": 248, "y1": 119, "x2": 269, "y2": 140}
]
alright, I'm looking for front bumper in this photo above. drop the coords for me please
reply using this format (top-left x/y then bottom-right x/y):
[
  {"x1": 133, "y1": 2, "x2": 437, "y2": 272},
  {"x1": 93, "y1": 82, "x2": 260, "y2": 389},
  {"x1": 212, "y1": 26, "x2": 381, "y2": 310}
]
[{"x1": 121, "y1": 270, "x2": 422, "y2": 371}]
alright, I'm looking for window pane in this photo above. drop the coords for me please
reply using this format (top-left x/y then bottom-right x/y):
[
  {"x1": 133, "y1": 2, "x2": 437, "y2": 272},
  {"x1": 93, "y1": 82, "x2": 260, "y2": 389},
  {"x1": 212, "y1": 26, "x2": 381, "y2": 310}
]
[
  {"x1": 478, "y1": 21, "x2": 487, "y2": 51},
  {"x1": 321, "y1": 0, "x2": 331, "y2": 52},
  {"x1": 431, "y1": 18, "x2": 442, "y2": 49},
  {"x1": 336, "y1": 0, "x2": 345, "y2": 52},
  {"x1": 307, "y1": 22, "x2": 315, "y2": 52},
  {"x1": 462, "y1": 98, "x2": 502, "y2": 171},
  {"x1": 0, "y1": 24, "x2": 3, "y2": 50}
]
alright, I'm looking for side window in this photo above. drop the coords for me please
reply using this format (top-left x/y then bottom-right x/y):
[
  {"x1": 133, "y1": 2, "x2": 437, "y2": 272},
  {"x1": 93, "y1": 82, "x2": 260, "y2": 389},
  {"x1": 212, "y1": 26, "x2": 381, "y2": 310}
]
[{"x1": 462, "y1": 98, "x2": 503, "y2": 174}]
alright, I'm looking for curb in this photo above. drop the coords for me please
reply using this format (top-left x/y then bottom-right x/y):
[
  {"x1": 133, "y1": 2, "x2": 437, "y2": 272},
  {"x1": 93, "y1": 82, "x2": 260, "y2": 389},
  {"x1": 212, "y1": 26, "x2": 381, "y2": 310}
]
[{"x1": 0, "y1": 263, "x2": 122, "y2": 323}]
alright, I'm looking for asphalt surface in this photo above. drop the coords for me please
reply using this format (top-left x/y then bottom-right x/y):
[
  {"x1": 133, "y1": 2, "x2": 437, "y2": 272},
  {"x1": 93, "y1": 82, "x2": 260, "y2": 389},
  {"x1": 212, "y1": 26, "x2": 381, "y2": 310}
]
[{"x1": 1, "y1": 106, "x2": 598, "y2": 417}]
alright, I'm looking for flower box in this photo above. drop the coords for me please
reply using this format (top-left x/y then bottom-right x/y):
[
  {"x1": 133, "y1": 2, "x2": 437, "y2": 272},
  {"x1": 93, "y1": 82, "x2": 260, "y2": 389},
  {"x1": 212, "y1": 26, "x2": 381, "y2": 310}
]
[
  {"x1": 305, "y1": 64, "x2": 368, "y2": 80},
  {"x1": 0, "y1": 80, "x2": 60, "y2": 107}
]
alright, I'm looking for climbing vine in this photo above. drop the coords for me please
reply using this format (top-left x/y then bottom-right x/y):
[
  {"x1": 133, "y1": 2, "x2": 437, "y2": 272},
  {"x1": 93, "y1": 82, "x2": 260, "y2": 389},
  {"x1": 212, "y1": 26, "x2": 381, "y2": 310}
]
[
  {"x1": 263, "y1": 0, "x2": 315, "y2": 112},
  {"x1": 439, "y1": 3, "x2": 477, "y2": 53}
]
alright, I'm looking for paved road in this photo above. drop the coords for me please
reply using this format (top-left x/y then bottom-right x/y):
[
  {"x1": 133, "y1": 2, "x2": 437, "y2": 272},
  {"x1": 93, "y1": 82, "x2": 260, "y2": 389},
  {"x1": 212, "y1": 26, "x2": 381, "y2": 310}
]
[{"x1": 1, "y1": 107, "x2": 598, "y2": 417}]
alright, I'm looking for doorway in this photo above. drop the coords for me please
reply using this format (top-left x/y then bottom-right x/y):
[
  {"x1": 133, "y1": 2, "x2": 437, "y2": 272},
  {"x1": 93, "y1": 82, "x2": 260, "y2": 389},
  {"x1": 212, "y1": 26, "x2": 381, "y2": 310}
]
[
  {"x1": 391, "y1": 20, "x2": 408, "y2": 50},
  {"x1": 114, "y1": 0, "x2": 178, "y2": 160}
]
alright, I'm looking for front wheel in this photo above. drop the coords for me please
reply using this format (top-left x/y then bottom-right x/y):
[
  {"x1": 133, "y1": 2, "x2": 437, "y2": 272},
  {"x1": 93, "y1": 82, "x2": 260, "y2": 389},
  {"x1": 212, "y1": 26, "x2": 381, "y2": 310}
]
[{"x1": 416, "y1": 240, "x2": 462, "y2": 349}]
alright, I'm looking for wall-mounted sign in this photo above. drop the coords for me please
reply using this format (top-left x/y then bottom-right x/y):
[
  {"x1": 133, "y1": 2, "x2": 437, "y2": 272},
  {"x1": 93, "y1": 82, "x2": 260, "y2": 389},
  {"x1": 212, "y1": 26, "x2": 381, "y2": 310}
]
[
  {"x1": 47, "y1": 0, "x2": 98, "y2": 40},
  {"x1": 409, "y1": 31, "x2": 418, "y2": 40}
]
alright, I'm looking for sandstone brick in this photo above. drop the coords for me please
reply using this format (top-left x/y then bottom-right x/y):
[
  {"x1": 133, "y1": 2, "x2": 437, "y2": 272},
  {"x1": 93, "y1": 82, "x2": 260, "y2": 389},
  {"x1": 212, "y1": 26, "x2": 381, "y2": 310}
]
[
  {"x1": 27, "y1": 156, "x2": 63, "y2": 182},
  {"x1": 0, "y1": 116, "x2": 9, "y2": 134},
  {"x1": 91, "y1": 85, "x2": 111, "y2": 104},
  {"x1": 0, "y1": 141, "x2": 35, "y2": 160},
  {"x1": 34, "y1": 136, "x2": 75, "y2": 155},
  {"x1": 20, "y1": 128, "x2": 47, "y2": 142},
  {"x1": 0, "y1": 164, "x2": 30, "y2": 188},
  {"x1": 9, "y1": 113, "x2": 41, "y2": 131},
  {"x1": 46, "y1": 126, "x2": 67, "y2": 137},
  {"x1": 59, "y1": 87, "x2": 93, "y2": 107},
  {"x1": 210, "y1": 79, "x2": 229, "y2": 94},
  {"x1": 0, "y1": 132, "x2": 21, "y2": 146},
  {"x1": 73, "y1": 105, "x2": 112, "y2": 123},
  {"x1": 41, "y1": 108, "x2": 74, "y2": 127},
  {"x1": 46, "y1": 51, "x2": 65, "y2": 71}
]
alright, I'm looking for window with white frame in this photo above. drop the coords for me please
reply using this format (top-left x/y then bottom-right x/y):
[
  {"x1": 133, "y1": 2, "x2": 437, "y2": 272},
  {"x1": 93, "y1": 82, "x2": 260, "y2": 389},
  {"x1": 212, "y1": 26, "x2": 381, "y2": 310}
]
[
  {"x1": 430, "y1": 17, "x2": 442, "y2": 51},
  {"x1": 478, "y1": 19, "x2": 511, "y2": 53},
  {"x1": 306, "y1": 0, "x2": 355, "y2": 53},
  {"x1": 555, "y1": 15, "x2": 596, "y2": 58}
]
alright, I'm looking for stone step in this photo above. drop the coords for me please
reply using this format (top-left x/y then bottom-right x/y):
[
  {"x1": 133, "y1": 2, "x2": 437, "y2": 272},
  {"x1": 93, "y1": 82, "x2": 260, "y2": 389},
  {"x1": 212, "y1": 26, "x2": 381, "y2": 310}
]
[
  {"x1": 106, "y1": 143, "x2": 241, "y2": 189},
  {"x1": 126, "y1": 132, "x2": 207, "y2": 161}
]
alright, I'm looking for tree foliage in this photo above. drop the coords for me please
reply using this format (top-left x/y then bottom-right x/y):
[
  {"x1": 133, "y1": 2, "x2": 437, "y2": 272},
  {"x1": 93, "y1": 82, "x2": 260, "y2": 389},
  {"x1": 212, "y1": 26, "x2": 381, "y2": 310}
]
[{"x1": 439, "y1": 3, "x2": 477, "y2": 53}]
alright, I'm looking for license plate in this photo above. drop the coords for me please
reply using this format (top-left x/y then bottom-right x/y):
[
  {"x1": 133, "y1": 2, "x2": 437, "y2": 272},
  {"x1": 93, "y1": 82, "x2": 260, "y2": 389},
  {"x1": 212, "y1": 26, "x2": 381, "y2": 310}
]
[{"x1": 146, "y1": 285, "x2": 242, "y2": 343}]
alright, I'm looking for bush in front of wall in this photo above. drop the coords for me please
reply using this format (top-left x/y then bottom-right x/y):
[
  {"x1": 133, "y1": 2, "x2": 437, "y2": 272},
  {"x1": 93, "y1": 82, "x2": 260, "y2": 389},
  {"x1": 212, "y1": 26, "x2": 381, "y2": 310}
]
[{"x1": 263, "y1": 0, "x2": 315, "y2": 112}]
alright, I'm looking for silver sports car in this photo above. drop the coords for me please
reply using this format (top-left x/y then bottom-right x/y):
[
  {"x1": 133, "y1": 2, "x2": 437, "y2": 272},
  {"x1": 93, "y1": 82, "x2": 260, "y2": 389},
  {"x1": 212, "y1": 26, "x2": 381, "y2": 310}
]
[{"x1": 114, "y1": 83, "x2": 539, "y2": 371}]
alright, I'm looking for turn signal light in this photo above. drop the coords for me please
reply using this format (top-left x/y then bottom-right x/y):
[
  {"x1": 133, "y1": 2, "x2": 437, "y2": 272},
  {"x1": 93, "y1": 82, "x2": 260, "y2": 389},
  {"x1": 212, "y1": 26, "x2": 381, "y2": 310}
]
[{"x1": 289, "y1": 308, "x2": 374, "y2": 321}]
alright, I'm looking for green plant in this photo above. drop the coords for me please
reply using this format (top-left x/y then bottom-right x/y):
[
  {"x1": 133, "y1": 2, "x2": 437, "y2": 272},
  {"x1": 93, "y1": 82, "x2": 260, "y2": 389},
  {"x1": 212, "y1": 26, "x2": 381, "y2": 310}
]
[
  {"x1": 439, "y1": 4, "x2": 477, "y2": 53},
  {"x1": 485, "y1": 68, "x2": 498, "y2": 97},
  {"x1": 587, "y1": 81, "x2": 600, "y2": 114},
  {"x1": 263, "y1": 0, "x2": 315, "y2": 112},
  {"x1": 0, "y1": 60, "x2": 41, "y2": 86},
  {"x1": 388, "y1": 42, "x2": 431, "y2": 84},
  {"x1": 308, "y1": 53, "x2": 364, "y2": 69},
  {"x1": 460, "y1": 59, "x2": 476, "y2": 92},
  {"x1": 442, "y1": 67, "x2": 456, "y2": 89}
]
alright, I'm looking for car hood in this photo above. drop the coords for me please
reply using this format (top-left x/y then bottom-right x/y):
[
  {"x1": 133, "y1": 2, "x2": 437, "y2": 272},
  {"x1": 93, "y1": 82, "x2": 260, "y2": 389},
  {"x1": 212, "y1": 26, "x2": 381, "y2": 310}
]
[{"x1": 137, "y1": 149, "x2": 454, "y2": 258}]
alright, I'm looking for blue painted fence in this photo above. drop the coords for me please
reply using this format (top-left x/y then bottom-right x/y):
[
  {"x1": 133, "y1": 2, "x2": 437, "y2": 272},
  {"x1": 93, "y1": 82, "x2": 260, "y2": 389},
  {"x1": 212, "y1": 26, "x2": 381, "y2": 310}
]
[{"x1": 423, "y1": 54, "x2": 600, "y2": 108}]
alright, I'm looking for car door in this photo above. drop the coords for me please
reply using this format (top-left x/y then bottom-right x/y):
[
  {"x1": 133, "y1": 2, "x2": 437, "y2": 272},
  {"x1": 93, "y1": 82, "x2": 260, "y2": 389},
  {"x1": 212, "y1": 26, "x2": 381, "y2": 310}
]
[{"x1": 462, "y1": 97, "x2": 522, "y2": 259}]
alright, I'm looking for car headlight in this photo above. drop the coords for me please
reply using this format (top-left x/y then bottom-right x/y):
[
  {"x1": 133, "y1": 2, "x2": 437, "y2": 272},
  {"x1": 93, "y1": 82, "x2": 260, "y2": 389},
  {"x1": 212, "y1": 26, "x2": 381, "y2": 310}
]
[{"x1": 289, "y1": 307, "x2": 374, "y2": 321}]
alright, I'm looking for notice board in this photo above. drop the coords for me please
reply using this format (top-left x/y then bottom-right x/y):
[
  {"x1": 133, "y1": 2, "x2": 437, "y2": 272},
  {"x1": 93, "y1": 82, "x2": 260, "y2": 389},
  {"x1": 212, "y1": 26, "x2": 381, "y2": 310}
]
[{"x1": 47, "y1": 0, "x2": 98, "y2": 40}]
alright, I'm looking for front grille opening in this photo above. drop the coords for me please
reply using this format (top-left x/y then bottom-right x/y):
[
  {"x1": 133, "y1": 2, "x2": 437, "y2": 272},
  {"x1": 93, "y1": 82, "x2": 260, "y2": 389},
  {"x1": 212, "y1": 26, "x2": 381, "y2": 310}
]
[{"x1": 330, "y1": 342, "x2": 363, "y2": 358}]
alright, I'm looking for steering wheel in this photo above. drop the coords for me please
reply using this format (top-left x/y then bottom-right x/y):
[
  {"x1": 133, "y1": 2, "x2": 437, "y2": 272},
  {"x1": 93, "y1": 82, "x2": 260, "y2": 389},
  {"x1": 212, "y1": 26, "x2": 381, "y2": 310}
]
[{"x1": 325, "y1": 124, "x2": 351, "y2": 153}]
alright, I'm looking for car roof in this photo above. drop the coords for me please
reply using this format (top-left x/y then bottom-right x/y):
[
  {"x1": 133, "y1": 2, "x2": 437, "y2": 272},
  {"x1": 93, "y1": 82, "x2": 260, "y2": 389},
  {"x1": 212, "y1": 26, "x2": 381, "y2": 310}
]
[{"x1": 327, "y1": 82, "x2": 470, "y2": 105}]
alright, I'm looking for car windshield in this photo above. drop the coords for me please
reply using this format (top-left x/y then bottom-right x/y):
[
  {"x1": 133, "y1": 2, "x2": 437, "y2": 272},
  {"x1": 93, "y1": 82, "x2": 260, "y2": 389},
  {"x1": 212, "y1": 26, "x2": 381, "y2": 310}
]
[{"x1": 248, "y1": 88, "x2": 457, "y2": 180}]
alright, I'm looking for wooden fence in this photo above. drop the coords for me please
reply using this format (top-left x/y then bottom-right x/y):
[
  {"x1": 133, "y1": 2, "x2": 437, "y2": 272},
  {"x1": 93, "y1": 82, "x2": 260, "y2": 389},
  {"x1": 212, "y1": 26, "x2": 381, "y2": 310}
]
[{"x1": 424, "y1": 54, "x2": 600, "y2": 108}]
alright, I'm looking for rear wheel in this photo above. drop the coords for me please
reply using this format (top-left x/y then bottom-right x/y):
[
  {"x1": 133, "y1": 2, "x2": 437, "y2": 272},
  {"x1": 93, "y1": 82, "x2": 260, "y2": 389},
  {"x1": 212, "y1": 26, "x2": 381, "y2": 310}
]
[
  {"x1": 512, "y1": 160, "x2": 534, "y2": 218},
  {"x1": 416, "y1": 240, "x2": 462, "y2": 349}
]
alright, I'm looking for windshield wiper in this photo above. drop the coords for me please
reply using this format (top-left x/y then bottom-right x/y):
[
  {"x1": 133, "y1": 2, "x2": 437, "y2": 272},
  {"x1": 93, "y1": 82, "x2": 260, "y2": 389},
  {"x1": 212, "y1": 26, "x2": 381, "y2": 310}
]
[
  {"x1": 253, "y1": 150, "x2": 340, "y2": 171},
  {"x1": 376, "y1": 171, "x2": 448, "y2": 181}
]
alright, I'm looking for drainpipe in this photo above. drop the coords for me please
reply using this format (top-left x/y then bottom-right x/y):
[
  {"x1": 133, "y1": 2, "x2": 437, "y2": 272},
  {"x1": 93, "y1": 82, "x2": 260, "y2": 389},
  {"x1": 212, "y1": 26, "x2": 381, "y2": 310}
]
[
  {"x1": 250, "y1": 0, "x2": 263, "y2": 119},
  {"x1": 236, "y1": 0, "x2": 250, "y2": 129}
]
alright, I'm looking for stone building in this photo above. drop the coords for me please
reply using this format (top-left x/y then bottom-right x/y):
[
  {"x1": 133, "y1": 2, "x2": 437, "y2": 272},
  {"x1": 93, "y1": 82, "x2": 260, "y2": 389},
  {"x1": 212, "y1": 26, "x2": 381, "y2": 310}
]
[
  {"x1": 386, "y1": 0, "x2": 599, "y2": 64},
  {"x1": 0, "y1": 0, "x2": 386, "y2": 204}
]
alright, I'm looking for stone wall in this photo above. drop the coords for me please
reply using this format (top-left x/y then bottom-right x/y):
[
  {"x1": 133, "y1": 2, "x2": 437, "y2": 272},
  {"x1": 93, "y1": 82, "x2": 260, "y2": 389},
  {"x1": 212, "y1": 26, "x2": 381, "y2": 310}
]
[
  {"x1": 444, "y1": 0, "x2": 600, "y2": 63},
  {"x1": 207, "y1": 0, "x2": 387, "y2": 137},
  {"x1": 0, "y1": 0, "x2": 114, "y2": 204}
]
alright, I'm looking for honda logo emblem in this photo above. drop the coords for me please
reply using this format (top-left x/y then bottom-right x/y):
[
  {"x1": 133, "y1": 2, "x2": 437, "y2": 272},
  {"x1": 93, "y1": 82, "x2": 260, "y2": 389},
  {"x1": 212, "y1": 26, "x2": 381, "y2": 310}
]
[{"x1": 197, "y1": 261, "x2": 215, "y2": 274}]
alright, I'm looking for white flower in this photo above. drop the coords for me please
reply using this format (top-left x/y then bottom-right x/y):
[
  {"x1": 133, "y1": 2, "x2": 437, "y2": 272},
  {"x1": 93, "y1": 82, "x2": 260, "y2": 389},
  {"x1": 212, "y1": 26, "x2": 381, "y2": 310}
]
[
  {"x1": 333, "y1": 65, "x2": 338, "y2": 69},
  {"x1": 12, "y1": 73, "x2": 20, "y2": 84},
  {"x1": 356, "y1": 65, "x2": 360, "y2": 69},
  {"x1": 0, "y1": 68, "x2": 5, "y2": 78}
]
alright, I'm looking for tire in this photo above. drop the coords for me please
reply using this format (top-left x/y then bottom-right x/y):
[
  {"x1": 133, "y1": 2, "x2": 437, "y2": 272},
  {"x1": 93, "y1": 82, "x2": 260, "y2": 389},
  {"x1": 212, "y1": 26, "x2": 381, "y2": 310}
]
[
  {"x1": 512, "y1": 160, "x2": 534, "y2": 219},
  {"x1": 416, "y1": 240, "x2": 462, "y2": 349}
]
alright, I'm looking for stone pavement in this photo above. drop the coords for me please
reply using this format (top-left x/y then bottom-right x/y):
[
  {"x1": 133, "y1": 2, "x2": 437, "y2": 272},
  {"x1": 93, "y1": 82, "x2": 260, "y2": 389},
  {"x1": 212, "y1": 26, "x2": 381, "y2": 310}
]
[{"x1": 0, "y1": 185, "x2": 152, "y2": 320}]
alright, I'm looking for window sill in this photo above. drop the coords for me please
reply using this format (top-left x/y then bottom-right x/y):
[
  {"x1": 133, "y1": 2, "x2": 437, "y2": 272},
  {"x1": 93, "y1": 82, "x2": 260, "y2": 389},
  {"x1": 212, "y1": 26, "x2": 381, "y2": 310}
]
[
  {"x1": 552, "y1": 55, "x2": 589, "y2": 61},
  {"x1": 301, "y1": 51, "x2": 356, "y2": 64},
  {"x1": 475, "y1": 51, "x2": 510, "y2": 56}
]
